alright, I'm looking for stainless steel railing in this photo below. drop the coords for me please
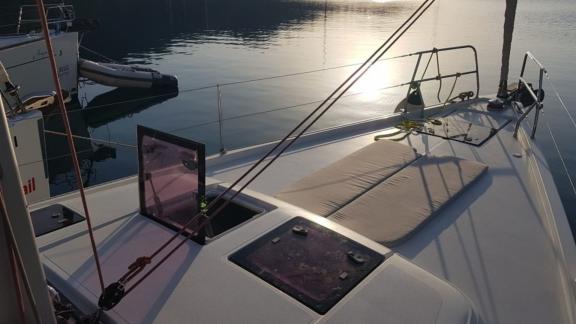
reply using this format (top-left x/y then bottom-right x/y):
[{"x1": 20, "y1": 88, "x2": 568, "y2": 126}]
[
  {"x1": 401, "y1": 45, "x2": 480, "y2": 117},
  {"x1": 513, "y1": 51, "x2": 547, "y2": 138},
  {"x1": 16, "y1": 4, "x2": 75, "y2": 34}
]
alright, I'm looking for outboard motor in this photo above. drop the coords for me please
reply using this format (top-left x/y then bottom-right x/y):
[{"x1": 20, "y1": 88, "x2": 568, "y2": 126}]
[{"x1": 151, "y1": 73, "x2": 179, "y2": 91}]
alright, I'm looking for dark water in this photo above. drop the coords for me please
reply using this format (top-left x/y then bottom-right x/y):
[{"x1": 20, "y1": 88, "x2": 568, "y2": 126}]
[{"x1": 2, "y1": 0, "x2": 576, "y2": 232}]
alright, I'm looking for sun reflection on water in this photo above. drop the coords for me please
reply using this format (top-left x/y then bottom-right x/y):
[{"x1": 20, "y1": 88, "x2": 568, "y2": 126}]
[{"x1": 350, "y1": 62, "x2": 397, "y2": 102}]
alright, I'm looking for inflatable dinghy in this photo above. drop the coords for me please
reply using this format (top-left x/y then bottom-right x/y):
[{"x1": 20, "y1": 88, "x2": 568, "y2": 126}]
[{"x1": 79, "y1": 59, "x2": 178, "y2": 90}]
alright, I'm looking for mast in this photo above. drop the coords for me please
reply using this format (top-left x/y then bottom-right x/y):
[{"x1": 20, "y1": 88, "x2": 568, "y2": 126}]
[
  {"x1": 497, "y1": 0, "x2": 518, "y2": 98},
  {"x1": 0, "y1": 100, "x2": 56, "y2": 323}
]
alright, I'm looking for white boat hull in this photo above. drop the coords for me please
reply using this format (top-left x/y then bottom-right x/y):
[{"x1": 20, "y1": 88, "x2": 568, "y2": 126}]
[
  {"x1": 0, "y1": 32, "x2": 78, "y2": 108},
  {"x1": 7, "y1": 110, "x2": 50, "y2": 205}
]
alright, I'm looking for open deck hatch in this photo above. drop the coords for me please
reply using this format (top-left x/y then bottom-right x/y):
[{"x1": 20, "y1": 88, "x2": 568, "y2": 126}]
[
  {"x1": 138, "y1": 125, "x2": 206, "y2": 242},
  {"x1": 230, "y1": 217, "x2": 385, "y2": 314},
  {"x1": 30, "y1": 204, "x2": 85, "y2": 236},
  {"x1": 138, "y1": 126, "x2": 261, "y2": 244}
]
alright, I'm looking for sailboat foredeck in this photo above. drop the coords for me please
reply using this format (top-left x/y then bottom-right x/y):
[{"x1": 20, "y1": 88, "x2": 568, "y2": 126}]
[
  {"x1": 31, "y1": 97, "x2": 575, "y2": 323},
  {"x1": 209, "y1": 97, "x2": 574, "y2": 323}
]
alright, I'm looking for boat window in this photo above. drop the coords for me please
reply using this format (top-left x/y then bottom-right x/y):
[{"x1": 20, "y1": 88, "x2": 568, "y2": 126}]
[
  {"x1": 137, "y1": 125, "x2": 206, "y2": 243},
  {"x1": 230, "y1": 217, "x2": 385, "y2": 314}
]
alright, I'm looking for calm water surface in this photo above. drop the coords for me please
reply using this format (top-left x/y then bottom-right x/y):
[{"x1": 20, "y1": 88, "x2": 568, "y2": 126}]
[{"x1": 3, "y1": 0, "x2": 576, "y2": 230}]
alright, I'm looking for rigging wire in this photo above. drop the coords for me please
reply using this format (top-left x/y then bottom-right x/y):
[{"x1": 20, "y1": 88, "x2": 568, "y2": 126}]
[
  {"x1": 103, "y1": 0, "x2": 437, "y2": 307},
  {"x1": 512, "y1": 65, "x2": 576, "y2": 202},
  {"x1": 545, "y1": 122, "x2": 576, "y2": 198},
  {"x1": 43, "y1": 130, "x2": 137, "y2": 148},
  {"x1": 34, "y1": 0, "x2": 106, "y2": 293},
  {"x1": 541, "y1": 73, "x2": 576, "y2": 197},
  {"x1": 80, "y1": 45, "x2": 118, "y2": 63},
  {"x1": 18, "y1": 147, "x2": 104, "y2": 168},
  {"x1": 167, "y1": 82, "x2": 406, "y2": 134},
  {"x1": 41, "y1": 52, "x2": 415, "y2": 120},
  {"x1": 16, "y1": 82, "x2": 406, "y2": 171},
  {"x1": 135, "y1": 0, "x2": 437, "y2": 278},
  {"x1": 0, "y1": 19, "x2": 64, "y2": 31},
  {"x1": 544, "y1": 75, "x2": 576, "y2": 131},
  {"x1": 415, "y1": 49, "x2": 443, "y2": 103}
]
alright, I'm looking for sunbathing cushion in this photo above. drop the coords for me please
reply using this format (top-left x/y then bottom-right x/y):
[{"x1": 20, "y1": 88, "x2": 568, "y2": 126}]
[
  {"x1": 329, "y1": 155, "x2": 487, "y2": 246},
  {"x1": 276, "y1": 140, "x2": 418, "y2": 216}
]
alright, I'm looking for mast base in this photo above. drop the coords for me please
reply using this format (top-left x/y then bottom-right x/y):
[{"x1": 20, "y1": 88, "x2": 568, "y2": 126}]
[{"x1": 497, "y1": 79, "x2": 509, "y2": 98}]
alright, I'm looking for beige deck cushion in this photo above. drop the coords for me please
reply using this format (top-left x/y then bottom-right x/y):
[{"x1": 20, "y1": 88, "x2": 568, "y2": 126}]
[
  {"x1": 329, "y1": 155, "x2": 487, "y2": 246},
  {"x1": 276, "y1": 140, "x2": 418, "y2": 216}
]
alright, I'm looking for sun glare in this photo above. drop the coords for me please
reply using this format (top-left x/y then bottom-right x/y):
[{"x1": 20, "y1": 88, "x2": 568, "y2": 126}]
[{"x1": 351, "y1": 63, "x2": 394, "y2": 102}]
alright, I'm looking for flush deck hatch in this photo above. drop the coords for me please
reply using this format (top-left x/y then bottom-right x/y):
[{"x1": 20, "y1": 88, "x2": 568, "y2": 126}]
[{"x1": 229, "y1": 217, "x2": 385, "y2": 314}]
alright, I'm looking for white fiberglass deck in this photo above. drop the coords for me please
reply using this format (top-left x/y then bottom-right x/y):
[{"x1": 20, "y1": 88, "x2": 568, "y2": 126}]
[
  {"x1": 31, "y1": 98, "x2": 576, "y2": 323},
  {"x1": 209, "y1": 98, "x2": 576, "y2": 324}
]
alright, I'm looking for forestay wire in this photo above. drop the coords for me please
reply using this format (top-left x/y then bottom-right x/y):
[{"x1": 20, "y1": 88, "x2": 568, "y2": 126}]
[{"x1": 96, "y1": 0, "x2": 439, "y2": 312}]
